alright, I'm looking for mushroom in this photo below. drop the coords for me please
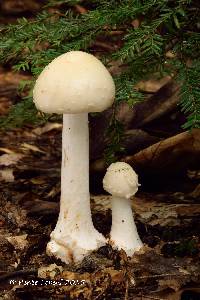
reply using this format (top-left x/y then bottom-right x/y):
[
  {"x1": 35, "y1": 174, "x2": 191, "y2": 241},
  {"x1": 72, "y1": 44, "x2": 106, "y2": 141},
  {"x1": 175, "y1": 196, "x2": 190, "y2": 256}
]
[
  {"x1": 33, "y1": 51, "x2": 115, "y2": 263},
  {"x1": 103, "y1": 162, "x2": 143, "y2": 256}
]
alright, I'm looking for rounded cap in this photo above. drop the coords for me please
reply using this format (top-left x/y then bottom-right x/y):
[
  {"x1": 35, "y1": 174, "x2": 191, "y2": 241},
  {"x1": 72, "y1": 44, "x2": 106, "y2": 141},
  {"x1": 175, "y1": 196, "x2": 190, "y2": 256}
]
[
  {"x1": 33, "y1": 51, "x2": 115, "y2": 114},
  {"x1": 103, "y1": 162, "x2": 139, "y2": 198}
]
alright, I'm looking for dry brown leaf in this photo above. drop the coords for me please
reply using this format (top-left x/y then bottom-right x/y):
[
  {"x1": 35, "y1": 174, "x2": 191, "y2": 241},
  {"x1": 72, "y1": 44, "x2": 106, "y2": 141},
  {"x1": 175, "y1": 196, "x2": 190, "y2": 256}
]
[
  {"x1": 75, "y1": 4, "x2": 88, "y2": 14},
  {"x1": 1, "y1": 0, "x2": 41, "y2": 14},
  {"x1": 0, "y1": 147, "x2": 16, "y2": 154},
  {"x1": 131, "y1": 19, "x2": 140, "y2": 28},
  {"x1": 133, "y1": 197, "x2": 200, "y2": 226},
  {"x1": 159, "y1": 278, "x2": 181, "y2": 292},
  {"x1": 4, "y1": 201, "x2": 28, "y2": 228},
  {"x1": 30, "y1": 177, "x2": 46, "y2": 185},
  {"x1": 6, "y1": 234, "x2": 28, "y2": 250},
  {"x1": 46, "y1": 184, "x2": 60, "y2": 198},
  {"x1": 166, "y1": 50, "x2": 177, "y2": 58},
  {"x1": 0, "y1": 168, "x2": 14, "y2": 182},
  {"x1": 137, "y1": 205, "x2": 179, "y2": 226},
  {"x1": 0, "y1": 153, "x2": 23, "y2": 166},
  {"x1": 38, "y1": 264, "x2": 63, "y2": 279},
  {"x1": 20, "y1": 143, "x2": 45, "y2": 153},
  {"x1": 106, "y1": 268, "x2": 125, "y2": 283},
  {"x1": 124, "y1": 129, "x2": 200, "y2": 174},
  {"x1": 135, "y1": 77, "x2": 171, "y2": 93},
  {"x1": 61, "y1": 270, "x2": 91, "y2": 283},
  {"x1": 32, "y1": 122, "x2": 62, "y2": 135}
]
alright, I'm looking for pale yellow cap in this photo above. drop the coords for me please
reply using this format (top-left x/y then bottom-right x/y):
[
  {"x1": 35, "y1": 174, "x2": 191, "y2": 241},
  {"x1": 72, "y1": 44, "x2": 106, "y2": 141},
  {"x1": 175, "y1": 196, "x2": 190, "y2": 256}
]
[
  {"x1": 103, "y1": 162, "x2": 139, "y2": 198},
  {"x1": 33, "y1": 51, "x2": 115, "y2": 114}
]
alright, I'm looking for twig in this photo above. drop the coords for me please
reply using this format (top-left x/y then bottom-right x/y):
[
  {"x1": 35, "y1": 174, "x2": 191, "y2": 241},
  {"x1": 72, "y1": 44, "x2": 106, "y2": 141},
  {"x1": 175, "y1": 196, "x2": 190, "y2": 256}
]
[
  {"x1": 123, "y1": 130, "x2": 197, "y2": 167},
  {"x1": 124, "y1": 279, "x2": 129, "y2": 300},
  {"x1": 136, "y1": 272, "x2": 189, "y2": 280},
  {"x1": 109, "y1": 30, "x2": 124, "y2": 35},
  {"x1": 140, "y1": 296, "x2": 165, "y2": 300},
  {"x1": 0, "y1": 269, "x2": 37, "y2": 283}
]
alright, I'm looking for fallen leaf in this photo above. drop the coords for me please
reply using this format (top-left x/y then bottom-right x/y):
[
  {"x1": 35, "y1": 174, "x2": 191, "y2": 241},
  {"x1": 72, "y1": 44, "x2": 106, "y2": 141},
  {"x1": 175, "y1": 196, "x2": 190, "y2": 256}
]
[
  {"x1": 6, "y1": 234, "x2": 28, "y2": 250},
  {"x1": 135, "y1": 76, "x2": 171, "y2": 93},
  {"x1": 20, "y1": 143, "x2": 45, "y2": 153},
  {"x1": 30, "y1": 177, "x2": 46, "y2": 184},
  {"x1": 0, "y1": 147, "x2": 16, "y2": 154},
  {"x1": 106, "y1": 268, "x2": 125, "y2": 283},
  {"x1": 32, "y1": 122, "x2": 62, "y2": 135},
  {"x1": 38, "y1": 264, "x2": 63, "y2": 279},
  {"x1": 159, "y1": 278, "x2": 181, "y2": 292},
  {"x1": 46, "y1": 184, "x2": 60, "y2": 198},
  {"x1": 0, "y1": 168, "x2": 14, "y2": 182},
  {"x1": 0, "y1": 153, "x2": 23, "y2": 166}
]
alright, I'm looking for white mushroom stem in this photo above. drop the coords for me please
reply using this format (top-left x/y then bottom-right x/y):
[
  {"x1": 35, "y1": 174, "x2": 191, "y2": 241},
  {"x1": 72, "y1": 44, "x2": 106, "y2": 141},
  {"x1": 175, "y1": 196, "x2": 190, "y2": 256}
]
[
  {"x1": 103, "y1": 162, "x2": 143, "y2": 256},
  {"x1": 110, "y1": 196, "x2": 143, "y2": 256},
  {"x1": 47, "y1": 113, "x2": 105, "y2": 263}
]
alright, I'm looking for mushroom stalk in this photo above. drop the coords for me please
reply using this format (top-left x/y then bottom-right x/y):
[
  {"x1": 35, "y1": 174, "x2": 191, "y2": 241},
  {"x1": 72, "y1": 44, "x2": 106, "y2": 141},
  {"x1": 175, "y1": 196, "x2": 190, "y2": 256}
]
[
  {"x1": 60, "y1": 113, "x2": 90, "y2": 229},
  {"x1": 103, "y1": 162, "x2": 143, "y2": 256},
  {"x1": 47, "y1": 113, "x2": 106, "y2": 263},
  {"x1": 110, "y1": 196, "x2": 142, "y2": 256}
]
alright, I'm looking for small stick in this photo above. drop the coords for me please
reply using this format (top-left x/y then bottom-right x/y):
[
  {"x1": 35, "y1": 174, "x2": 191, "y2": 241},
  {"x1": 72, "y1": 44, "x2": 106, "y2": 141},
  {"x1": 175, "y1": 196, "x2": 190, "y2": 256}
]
[{"x1": 0, "y1": 269, "x2": 37, "y2": 283}]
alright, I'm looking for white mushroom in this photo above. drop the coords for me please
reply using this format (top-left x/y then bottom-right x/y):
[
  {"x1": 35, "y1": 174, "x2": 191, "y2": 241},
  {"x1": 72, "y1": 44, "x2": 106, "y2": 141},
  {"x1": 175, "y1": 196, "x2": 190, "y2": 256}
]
[
  {"x1": 33, "y1": 51, "x2": 115, "y2": 263},
  {"x1": 103, "y1": 162, "x2": 143, "y2": 256}
]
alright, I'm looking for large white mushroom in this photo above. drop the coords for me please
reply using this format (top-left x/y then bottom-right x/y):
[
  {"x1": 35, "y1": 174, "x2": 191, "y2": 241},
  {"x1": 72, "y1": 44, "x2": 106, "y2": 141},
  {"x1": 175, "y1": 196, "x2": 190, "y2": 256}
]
[
  {"x1": 103, "y1": 162, "x2": 143, "y2": 256},
  {"x1": 33, "y1": 51, "x2": 115, "y2": 263}
]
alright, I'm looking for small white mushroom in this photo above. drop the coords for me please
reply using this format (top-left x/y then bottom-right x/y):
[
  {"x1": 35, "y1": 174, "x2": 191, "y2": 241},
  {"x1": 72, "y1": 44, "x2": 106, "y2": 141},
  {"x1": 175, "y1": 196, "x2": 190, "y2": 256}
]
[
  {"x1": 33, "y1": 51, "x2": 115, "y2": 264},
  {"x1": 103, "y1": 162, "x2": 143, "y2": 256}
]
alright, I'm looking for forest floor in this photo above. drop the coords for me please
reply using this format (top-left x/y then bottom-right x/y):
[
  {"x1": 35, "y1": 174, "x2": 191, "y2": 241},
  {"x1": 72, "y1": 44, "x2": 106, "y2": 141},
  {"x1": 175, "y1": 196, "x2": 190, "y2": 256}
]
[{"x1": 0, "y1": 77, "x2": 200, "y2": 300}]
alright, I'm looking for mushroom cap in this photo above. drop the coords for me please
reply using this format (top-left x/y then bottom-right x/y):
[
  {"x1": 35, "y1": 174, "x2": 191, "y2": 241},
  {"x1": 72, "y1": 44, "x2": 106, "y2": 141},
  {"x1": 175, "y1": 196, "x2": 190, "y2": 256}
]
[
  {"x1": 33, "y1": 51, "x2": 115, "y2": 114},
  {"x1": 103, "y1": 162, "x2": 139, "y2": 198}
]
